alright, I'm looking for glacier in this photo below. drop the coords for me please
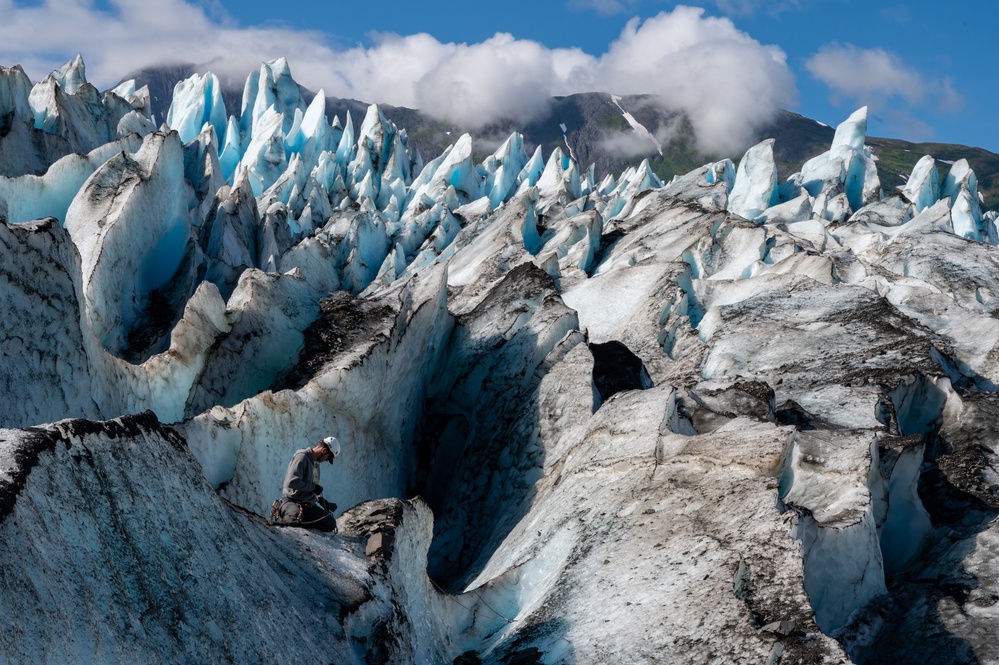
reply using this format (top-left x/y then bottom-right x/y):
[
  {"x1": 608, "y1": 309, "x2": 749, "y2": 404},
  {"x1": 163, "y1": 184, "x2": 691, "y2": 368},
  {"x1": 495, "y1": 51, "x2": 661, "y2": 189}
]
[{"x1": 2, "y1": 55, "x2": 999, "y2": 664}]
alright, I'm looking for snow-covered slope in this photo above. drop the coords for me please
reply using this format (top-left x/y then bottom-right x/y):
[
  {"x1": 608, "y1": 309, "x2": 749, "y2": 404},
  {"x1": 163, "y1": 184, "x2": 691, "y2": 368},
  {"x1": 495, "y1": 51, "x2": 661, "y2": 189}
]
[{"x1": 2, "y1": 56, "x2": 999, "y2": 664}]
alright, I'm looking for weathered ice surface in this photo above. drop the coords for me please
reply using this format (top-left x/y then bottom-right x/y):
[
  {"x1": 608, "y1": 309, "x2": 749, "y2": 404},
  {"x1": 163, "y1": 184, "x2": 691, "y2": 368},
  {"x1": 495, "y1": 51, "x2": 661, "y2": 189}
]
[
  {"x1": 2, "y1": 55, "x2": 999, "y2": 664},
  {"x1": 0, "y1": 413, "x2": 448, "y2": 664},
  {"x1": 0, "y1": 218, "x2": 95, "y2": 424}
]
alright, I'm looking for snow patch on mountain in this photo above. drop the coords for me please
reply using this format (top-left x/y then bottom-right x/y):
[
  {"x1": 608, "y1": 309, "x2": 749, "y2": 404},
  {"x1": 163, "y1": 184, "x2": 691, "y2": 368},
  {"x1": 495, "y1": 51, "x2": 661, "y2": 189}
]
[{"x1": 610, "y1": 94, "x2": 663, "y2": 156}]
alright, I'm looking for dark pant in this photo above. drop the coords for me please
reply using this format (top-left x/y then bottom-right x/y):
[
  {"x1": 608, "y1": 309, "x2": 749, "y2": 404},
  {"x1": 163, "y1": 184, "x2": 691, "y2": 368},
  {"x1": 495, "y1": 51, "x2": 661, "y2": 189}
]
[{"x1": 279, "y1": 500, "x2": 337, "y2": 532}]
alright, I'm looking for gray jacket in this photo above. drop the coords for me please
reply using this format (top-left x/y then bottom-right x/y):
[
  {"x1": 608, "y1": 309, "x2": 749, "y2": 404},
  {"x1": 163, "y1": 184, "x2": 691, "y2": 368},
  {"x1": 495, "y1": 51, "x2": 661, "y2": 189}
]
[{"x1": 282, "y1": 447, "x2": 323, "y2": 504}]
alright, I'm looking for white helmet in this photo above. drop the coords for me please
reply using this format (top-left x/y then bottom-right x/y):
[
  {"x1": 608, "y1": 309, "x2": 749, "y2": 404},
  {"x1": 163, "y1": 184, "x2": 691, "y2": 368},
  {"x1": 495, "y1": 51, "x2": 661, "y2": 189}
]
[{"x1": 322, "y1": 436, "x2": 341, "y2": 458}]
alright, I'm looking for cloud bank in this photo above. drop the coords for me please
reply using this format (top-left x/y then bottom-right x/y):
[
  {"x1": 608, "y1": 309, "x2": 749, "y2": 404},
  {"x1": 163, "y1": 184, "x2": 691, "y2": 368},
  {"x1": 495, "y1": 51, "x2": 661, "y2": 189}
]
[{"x1": 0, "y1": 1, "x2": 797, "y2": 154}]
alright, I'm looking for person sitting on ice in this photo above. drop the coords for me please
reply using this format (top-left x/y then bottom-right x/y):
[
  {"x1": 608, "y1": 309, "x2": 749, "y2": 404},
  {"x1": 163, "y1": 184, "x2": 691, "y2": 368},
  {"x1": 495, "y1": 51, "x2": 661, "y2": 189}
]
[{"x1": 271, "y1": 436, "x2": 340, "y2": 532}]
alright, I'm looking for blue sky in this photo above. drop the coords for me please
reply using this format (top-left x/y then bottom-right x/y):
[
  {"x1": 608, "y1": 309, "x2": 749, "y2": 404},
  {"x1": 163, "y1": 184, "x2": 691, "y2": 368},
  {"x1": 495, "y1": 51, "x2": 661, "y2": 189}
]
[{"x1": 0, "y1": 0, "x2": 994, "y2": 154}]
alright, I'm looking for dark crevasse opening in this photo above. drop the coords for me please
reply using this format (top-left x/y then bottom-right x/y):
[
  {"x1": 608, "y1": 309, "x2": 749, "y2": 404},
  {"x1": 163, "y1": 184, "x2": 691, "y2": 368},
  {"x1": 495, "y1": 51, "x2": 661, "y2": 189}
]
[
  {"x1": 413, "y1": 264, "x2": 571, "y2": 590},
  {"x1": 589, "y1": 340, "x2": 653, "y2": 411},
  {"x1": 121, "y1": 236, "x2": 197, "y2": 363},
  {"x1": 585, "y1": 228, "x2": 626, "y2": 277}
]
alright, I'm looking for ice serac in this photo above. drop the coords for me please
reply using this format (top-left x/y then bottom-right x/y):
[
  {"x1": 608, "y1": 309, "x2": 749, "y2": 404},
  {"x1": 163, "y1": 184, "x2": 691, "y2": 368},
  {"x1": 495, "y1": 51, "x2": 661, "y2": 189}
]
[
  {"x1": 901, "y1": 155, "x2": 940, "y2": 212},
  {"x1": 407, "y1": 133, "x2": 480, "y2": 214},
  {"x1": 0, "y1": 65, "x2": 74, "y2": 177},
  {"x1": 483, "y1": 132, "x2": 528, "y2": 208},
  {"x1": 49, "y1": 54, "x2": 88, "y2": 95},
  {"x1": 241, "y1": 57, "x2": 305, "y2": 139},
  {"x1": 728, "y1": 138, "x2": 778, "y2": 221},
  {"x1": 942, "y1": 159, "x2": 986, "y2": 241},
  {"x1": 28, "y1": 57, "x2": 118, "y2": 152},
  {"x1": 166, "y1": 72, "x2": 227, "y2": 144},
  {"x1": 796, "y1": 106, "x2": 881, "y2": 222},
  {"x1": 0, "y1": 63, "x2": 33, "y2": 122},
  {"x1": 239, "y1": 106, "x2": 287, "y2": 195},
  {"x1": 199, "y1": 173, "x2": 261, "y2": 296}
]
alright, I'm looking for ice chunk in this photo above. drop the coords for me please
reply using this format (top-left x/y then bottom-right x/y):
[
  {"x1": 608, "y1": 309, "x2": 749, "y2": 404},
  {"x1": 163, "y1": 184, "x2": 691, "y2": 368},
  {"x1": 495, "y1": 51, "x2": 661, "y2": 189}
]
[
  {"x1": 166, "y1": 72, "x2": 227, "y2": 144},
  {"x1": 728, "y1": 139, "x2": 778, "y2": 221},
  {"x1": 187, "y1": 269, "x2": 322, "y2": 414},
  {"x1": 109, "y1": 79, "x2": 136, "y2": 101},
  {"x1": 951, "y1": 188, "x2": 984, "y2": 241},
  {"x1": 49, "y1": 54, "x2": 88, "y2": 95},
  {"x1": 798, "y1": 107, "x2": 880, "y2": 221},
  {"x1": 295, "y1": 88, "x2": 334, "y2": 159},
  {"x1": 0, "y1": 134, "x2": 143, "y2": 224},
  {"x1": 941, "y1": 158, "x2": 978, "y2": 203},
  {"x1": 943, "y1": 160, "x2": 985, "y2": 241},
  {"x1": 356, "y1": 104, "x2": 397, "y2": 182},
  {"x1": 0, "y1": 64, "x2": 33, "y2": 122},
  {"x1": 242, "y1": 57, "x2": 306, "y2": 138},
  {"x1": 704, "y1": 158, "x2": 735, "y2": 191},
  {"x1": 218, "y1": 115, "x2": 242, "y2": 180},
  {"x1": 535, "y1": 146, "x2": 570, "y2": 200},
  {"x1": 340, "y1": 211, "x2": 390, "y2": 293},
  {"x1": 405, "y1": 134, "x2": 480, "y2": 214},
  {"x1": 516, "y1": 145, "x2": 545, "y2": 189},
  {"x1": 335, "y1": 110, "x2": 355, "y2": 167},
  {"x1": 756, "y1": 193, "x2": 812, "y2": 226},
  {"x1": 900, "y1": 155, "x2": 939, "y2": 212},
  {"x1": 656, "y1": 163, "x2": 730, "y2": 213},
  {"x1": 115, "y1": 110, "x2": 156, "y2": 137},
  {"x1": 844, "y1": 194, "x2": 913, "y2": 228},
  {"x1": 483, "y1": 133, "x2": 528, "y2": 208},
  {"x1": 239, "y1": 106, "x2": 287, "y2": 195},
  {"x1": 616, "y1": 158, "x2": 663, "y2": 204},
  {"x1": 201, "y1": 175, "x2": 259, "y2": 292},
  {"x1": 27, "y1": 73, "x2": 114, "y2": 151},
  {"x1": 831, "y1": 106, "x2": 868, "y2": 152}
]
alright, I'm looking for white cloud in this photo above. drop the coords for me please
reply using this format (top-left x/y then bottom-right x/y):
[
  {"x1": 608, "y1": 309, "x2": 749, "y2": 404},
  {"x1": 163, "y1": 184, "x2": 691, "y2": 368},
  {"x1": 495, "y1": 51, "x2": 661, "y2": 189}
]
[
  {"x1": 0, "y1": 0, "x2": 343, "y2": 92},
  {"x1": 593, "y1": 8, "x2": 797, "y2": 153},
  {"x1": 599, "y1": 117, "x2": 681, "y2": 158},
  {"x1": 333, "y1": 33, "x2": 562, "y2": 129},
  {"x1": 805, "y1": 43, "x2": 964, "y2": 114},
  {"x1": 0, "y1": 1, "x2": 798, "y2": 153}
]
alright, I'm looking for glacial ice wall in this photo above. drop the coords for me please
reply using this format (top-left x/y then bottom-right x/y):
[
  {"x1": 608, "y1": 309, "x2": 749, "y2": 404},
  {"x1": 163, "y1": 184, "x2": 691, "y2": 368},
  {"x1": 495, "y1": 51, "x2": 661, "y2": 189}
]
[{"x1": 2, "y1": 55, "x2": 999, "y2": 664}]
